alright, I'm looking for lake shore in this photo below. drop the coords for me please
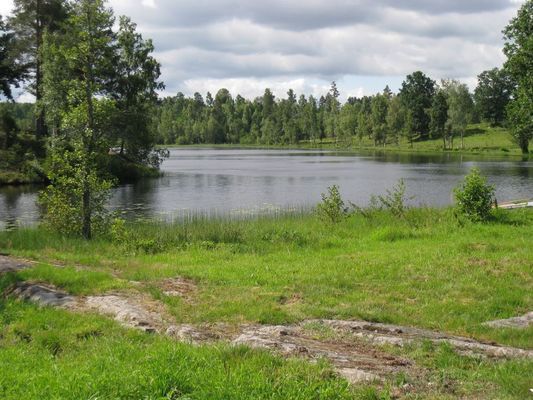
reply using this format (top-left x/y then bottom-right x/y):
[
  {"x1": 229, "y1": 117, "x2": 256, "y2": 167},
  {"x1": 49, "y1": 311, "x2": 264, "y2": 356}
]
[
  {"x1": 1, "y1": 207, "x2": 532, "y2": 399},
  {"x1": 162, "y1": 124, "x2": 530, "y2": 159}
]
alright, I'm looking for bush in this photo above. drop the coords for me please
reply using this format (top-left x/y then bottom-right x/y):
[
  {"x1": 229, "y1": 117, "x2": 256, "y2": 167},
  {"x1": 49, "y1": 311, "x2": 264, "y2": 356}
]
[
  {"x1": 371, "y1": 179, "x2": 411, "y2": 218},
  {"x1": 354, "y1": 179, "x2": 412, "y2": 218},
  {"x1": 453, "y1": 168, "x2": 495, "y2": 222},
  {"x1": 316, "y1": 185, "x2": 348, "y2": 223}
]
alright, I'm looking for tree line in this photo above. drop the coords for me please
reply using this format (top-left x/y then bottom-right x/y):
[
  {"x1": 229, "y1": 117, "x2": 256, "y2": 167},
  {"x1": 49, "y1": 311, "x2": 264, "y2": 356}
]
[
  {"x1": 154, "y1": 63, "x2": 527, "y2": 152},
  {"x1": 152, "y1": 2, "x2": 531, "y2": 154}
]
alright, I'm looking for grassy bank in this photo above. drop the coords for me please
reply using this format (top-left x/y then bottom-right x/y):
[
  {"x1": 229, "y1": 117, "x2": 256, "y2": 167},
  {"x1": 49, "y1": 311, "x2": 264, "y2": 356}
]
[
  {"x1": 166, "y1": 124, "x2": 527, "y2": 158},
  {"x1": 1, "y1": 207, "x2": 532, "y2": 398}
]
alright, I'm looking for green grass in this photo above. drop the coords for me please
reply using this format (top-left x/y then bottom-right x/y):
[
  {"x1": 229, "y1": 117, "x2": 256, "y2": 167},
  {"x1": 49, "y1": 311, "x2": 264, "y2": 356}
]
[
  {"x1": 326, "y1": 124, "x2": 522, "y2": 156},
  {"x1": 1, "y1": 207, "x2": 532, "y2": 398},
  {"x1": 0, "y1": 299, "x2": 362, "y2": 400},
  {"x1": 169, "y1": 124, "x2": 526, "y2": 157}
]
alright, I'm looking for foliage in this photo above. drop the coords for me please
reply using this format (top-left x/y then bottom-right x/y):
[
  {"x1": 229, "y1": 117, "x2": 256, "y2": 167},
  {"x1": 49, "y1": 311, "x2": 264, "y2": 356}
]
[
  {"x1": 369, "y1": 179, "x2": 412, "y2": 218},
  {"x1": 316, "y1": 184, "x2": 348, "y2": 223},
  {"x1": 503, "y1": 0, "x2": 533, "y2": 154},
  {"x1": 399, "y1": 71, "x2": 436, "y2": 139},
  {"x1": 429, "y1": 89, "x2": 448, "y2": 145},
  {"x1": 474, "y1": 68, "x2": 514, "y2": 127},
  {"x1": 0, "y1": 16, "x2": 27, "y2": 99},
  {"x1": 444, "y1": 79, "x2": 474, "y2": 149},
  {"x1": 453, "y1": 168, "x2": 495, "y2": 222},
  {"x1": 9, "y1": 0, "x2": 69, "y2": 137},
  {"x1": 506, "y1": 87, "x2": 533, "y2": 154},
  {"x1": 40, "y1": 147, "x2": 113, "y2": 236}
]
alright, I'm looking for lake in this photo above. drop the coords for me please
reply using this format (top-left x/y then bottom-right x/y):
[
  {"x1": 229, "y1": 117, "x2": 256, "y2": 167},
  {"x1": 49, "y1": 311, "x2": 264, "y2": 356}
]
[{"x1": 1, "y1": 148, "x2": 532, "y2": 229}]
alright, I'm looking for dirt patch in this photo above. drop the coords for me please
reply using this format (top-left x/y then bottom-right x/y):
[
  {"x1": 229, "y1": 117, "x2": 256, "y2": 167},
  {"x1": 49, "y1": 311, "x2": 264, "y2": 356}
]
[
  {"x1": 156, "y1": 277, "x2": 197, "y2": 302},
  {"x1": 83, "y1": 294, "x2": 173, "y2": 333},
  {"x1": 231, "y1": 324, "x2": 415, "y2": 383},
  {"x1": 278, "y1": 293, "x2": 303, "y2": 306},
  {"x1": 483, "y1": 312, "x2": 533, "y2": 329},
  {"x1": 318, "y1": 319, "x2": 533, "y2": 358},
  {"x1": 0, "y1": 255, "x2": 32, "y2": 274}
]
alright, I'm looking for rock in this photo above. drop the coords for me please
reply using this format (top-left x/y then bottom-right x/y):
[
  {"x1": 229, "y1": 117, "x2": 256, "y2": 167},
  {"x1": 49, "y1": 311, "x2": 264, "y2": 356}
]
[
  {"x1": 0, "y1": 255, "x2": 32, "y2": 274},
  {"x1": 339, "y1": 367, "x2": 380, "y2": 383},
  {"x1": 316, "y1": 319, "x2": 533, "y2": 359},
  {"x1": 84, "y1": 295, "x2": 165, "y2": 333},
  {"x1": 483, "y1": 312, "x2": 533, "y2": 329},
  {"x1": 11, "y1": 282, "x2": 75, "y2": 307},
  {"x1": 166, "y1": 324, "x2": 220, "y2": 343}
]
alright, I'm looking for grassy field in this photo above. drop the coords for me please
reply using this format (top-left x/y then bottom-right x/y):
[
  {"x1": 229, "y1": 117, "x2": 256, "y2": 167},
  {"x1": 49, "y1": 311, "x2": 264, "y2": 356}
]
[
  {"x1": 1, "y1": 206, "x2": 532, "y2": 399},
  {"x1": 168, "y1": 124, "x2": 526, "y2": 158},
  {"x1": 342, "y1": 124, "x2": 520, "y2": 156}
]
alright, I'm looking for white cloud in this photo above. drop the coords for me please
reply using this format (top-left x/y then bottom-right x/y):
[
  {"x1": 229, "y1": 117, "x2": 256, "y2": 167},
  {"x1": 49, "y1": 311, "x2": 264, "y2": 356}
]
[
  {"x1": 141, "y1": 0, "x2": 156, "y2": 9},
  {"x1": 1, "y1": 0, "x2": 524, "y2": 100}
]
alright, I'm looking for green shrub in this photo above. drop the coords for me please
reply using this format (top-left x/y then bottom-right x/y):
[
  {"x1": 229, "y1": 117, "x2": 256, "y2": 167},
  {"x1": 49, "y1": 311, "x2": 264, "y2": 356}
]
[
  {"x1": 355, "y1": 179, "x2": 412, "y2": 218},
  {"x1": 316, "y1": 185, "x2": 348, "y2": 223},
  {"x1": 110, "y1": 218, "x2": 164, "y2": 254},
  {"x1": 453, "y1": 168, "x2": 495, "y2": 222}
]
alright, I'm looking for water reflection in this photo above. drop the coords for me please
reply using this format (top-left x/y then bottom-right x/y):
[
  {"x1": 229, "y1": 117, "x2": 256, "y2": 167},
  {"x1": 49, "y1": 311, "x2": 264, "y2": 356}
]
[
  {"x1": 1, "y1": 148, "x2": 532, "y2": 227},
  {"x1": 0, "y1": 185, "x2": 41, "y2": 229}
]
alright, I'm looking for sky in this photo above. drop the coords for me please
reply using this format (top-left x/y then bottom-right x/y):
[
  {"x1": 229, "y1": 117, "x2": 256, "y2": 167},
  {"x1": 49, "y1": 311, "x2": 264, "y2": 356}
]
[{"x1": 0, "y1": 0, "x2": 525, "y2": 102}]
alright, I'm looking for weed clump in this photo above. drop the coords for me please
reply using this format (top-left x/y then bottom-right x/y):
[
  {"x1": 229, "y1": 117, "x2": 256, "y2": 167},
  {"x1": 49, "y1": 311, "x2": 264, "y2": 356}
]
[
  {"x1": 316, "y1": 185, "x2": 349, "y2": 223},
  {"x1": 454, "y1": 168, "x2": 495, "y2": 222}
]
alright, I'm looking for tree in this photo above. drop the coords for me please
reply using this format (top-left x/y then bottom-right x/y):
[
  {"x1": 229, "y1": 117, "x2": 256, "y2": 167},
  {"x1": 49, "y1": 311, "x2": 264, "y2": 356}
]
[
  {"x1": 454, "y1": 168, "x2": 495, "y2": 222},
  {"x1": 399, "y1": 71, "x2": 435, "y2": 140},
  {"x1": 324, "y1": 81, "x2": 340, "y2": 139},
  {"x1": 9, "y1": 0, "x2": 69, "y2": 138},
  {"x1": 0, "y1": 16, "x2": 27, "y2": 99},
  {"x1": 41, "y1": 0, "x2": 117, "y2": 239},
  {"x1": 370, "y1": 93, "x2": 388, "y2": 146},
  {"x1": 444, "y1": 80, "x2": 473, "y2": 150},
  {"x1": 429, "y1": 89, "x2": 449, "y2": 148},
  {"x1": 338, "y1": 102, "x2": 358, "y2": 142},
  {"x1": 507, "y1": 86, "x2": 533, "y2": 154},
  {"x1": 474, "y1": 68, "x2": 514, "y2": 126},
  {"x1": 262, "y1": 88, "x2": 275, "y2": 120},
  {"x1": 503, "y1": 0, "x2": 532, "y2": 154},
  {"x1": 0, "y1": 105, "x2": 19, "y2": 149},
  {"x1": 109, "y1": 16, "x2": 164, "y2": 166},
  {"x1": 386, "y1": 96, "x2": 404, "y2": 145},
  {"x1": 356, "y1": 97, "x2": 372, "y2": 142},
  {"x1": 402, "y1": 110, "x2": 416, "y2": 147}
]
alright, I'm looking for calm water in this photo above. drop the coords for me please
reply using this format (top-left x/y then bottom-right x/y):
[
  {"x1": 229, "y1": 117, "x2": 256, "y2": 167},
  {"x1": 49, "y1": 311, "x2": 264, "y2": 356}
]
[{"x1": 1, "y1": 148, "x2": 532, "y2": 228}]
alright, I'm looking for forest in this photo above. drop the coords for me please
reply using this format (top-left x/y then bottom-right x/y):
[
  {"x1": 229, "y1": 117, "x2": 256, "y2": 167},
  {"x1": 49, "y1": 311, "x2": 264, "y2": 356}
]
[{"x1": 153, "y1": 73, "x2": 510, "y2": 150}]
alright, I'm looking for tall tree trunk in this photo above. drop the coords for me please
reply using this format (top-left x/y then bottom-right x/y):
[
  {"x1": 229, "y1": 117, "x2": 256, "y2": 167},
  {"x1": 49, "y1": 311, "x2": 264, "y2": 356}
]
[
  {"x1": 35, "y1": 0, "x2": 46, "y2": 140},
  {"x1": 519, "y1": 137, "x2": 529, "y2": 155},
  {"x1": 81, "y1": 6, "x2": 96, "y2": 240},
  {"x1": 81, "y1": 183, "x2": 91, "y2": 239}
]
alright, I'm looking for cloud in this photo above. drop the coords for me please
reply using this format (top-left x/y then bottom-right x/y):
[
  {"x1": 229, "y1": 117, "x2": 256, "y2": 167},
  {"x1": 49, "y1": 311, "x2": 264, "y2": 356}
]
[{"x1": 1, "y1": 0, "x2": 525, "y2": 100}]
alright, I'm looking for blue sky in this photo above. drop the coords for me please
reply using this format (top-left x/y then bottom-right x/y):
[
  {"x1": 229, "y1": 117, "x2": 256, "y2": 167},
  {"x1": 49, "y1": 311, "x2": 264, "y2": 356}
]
[{"x1": 1, "y1": 0, "x2": 525, "y2": 102}]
